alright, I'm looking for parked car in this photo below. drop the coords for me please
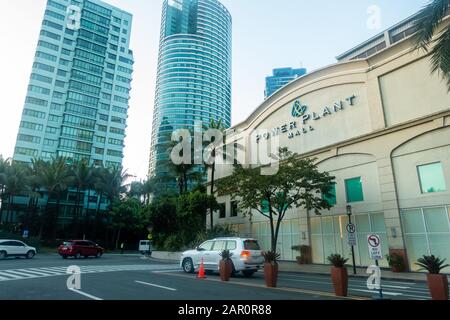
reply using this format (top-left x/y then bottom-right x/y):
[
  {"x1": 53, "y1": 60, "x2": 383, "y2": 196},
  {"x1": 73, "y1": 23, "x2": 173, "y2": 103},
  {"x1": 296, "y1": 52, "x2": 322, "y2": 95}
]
[
  {"x1": 0, "y1": 239, "x2": 36, "y2": 260},
  {"x1": 180, "y1": 237, "x2": 264, "y2": 277},
  {"x1": 58, "y1": 240, "x2": 104, "y2": 259},
  {"x1": 139, "y1": 240, "x2": 152, "y2": 256}
]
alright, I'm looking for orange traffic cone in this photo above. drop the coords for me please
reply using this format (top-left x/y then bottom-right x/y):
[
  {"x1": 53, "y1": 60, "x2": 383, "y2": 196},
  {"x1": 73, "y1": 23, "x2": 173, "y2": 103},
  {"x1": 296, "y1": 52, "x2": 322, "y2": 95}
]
[{"x1": 197, "y1": 257, "x2": 206, "y2": 279}]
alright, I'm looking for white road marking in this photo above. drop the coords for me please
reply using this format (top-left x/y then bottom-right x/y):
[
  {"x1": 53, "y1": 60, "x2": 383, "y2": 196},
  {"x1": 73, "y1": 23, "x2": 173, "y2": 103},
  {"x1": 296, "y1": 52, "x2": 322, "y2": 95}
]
[
  {"x1": 68, "y1": 288, "x2": 103, "y2": 301},
  {"x1": 351, "y1": 289, "x2": 402, "y2": 296},
  {"x1": 0, "y1": 272, "x2": 24, "y2": 279},
  {"x1": 135, "y1": 280, "x2": 177, "y2": 291},
  {"x1": 0, "y1": 264, "x2": 178, "y2": 282},
  {"x1": 151, "y1": 269, "x2": 181, "y2": 273}
]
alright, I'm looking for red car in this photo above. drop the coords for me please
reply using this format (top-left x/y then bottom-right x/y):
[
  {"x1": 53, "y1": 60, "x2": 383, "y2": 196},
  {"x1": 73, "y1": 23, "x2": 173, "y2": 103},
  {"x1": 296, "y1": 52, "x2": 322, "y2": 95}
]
[{"x1": 58, "y1": 240, "x2": 104, "y2": 259}]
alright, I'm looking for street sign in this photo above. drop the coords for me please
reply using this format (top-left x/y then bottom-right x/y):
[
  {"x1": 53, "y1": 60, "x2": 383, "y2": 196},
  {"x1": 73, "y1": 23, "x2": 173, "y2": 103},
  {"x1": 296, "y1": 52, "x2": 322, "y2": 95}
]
[
  {"x1": 147, "y1": 234, "x2": 152, "y2": 240},
  {"x1": 346, "y1": 223, "x2": 356, "y2": 234},
  {"x1": 23, "y1": 230, "x2": 29, "y2": 238},
  {"x1": 347, "y1": 232, "x2": 357, "y2": 246},
  {"x1": 367, "y1": 234, "x2": 383, "y2": 260},
  {"x1": 346, "y1": 223, "x2": 357, "y2": 246}
]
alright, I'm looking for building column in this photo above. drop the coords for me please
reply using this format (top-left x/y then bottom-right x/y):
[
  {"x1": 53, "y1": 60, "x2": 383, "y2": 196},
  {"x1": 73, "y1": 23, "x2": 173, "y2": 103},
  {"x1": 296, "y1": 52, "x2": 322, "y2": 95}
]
[{"x1": 377, "y1": 156, "x2": 409, "y2": 269}]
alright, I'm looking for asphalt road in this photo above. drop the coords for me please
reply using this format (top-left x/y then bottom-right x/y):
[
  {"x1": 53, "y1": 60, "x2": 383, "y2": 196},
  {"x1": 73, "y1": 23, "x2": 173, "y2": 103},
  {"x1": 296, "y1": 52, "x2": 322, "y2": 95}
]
[{"x1": 0, "y1": 253, "x2": 437, "y2": 300}]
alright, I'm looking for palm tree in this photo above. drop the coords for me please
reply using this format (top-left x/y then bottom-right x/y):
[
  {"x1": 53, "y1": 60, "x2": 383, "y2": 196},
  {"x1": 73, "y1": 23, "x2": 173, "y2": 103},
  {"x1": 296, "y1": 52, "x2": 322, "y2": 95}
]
[
  {"x1": 95, "y1": 165, "x2": 130, "y2": 212},
  {"x1": 70, "y1": 160, "x2": 93, "y2": 235},
  {"x1": 159, "y1": 130, "x2": 197, "y2": 195},
  {"x1": 36, "y1": 157, "x2": 72, "y2": 238},
  {"x1": 3, "y1": 162, "x2": 29, "y2": 224},
  {"x1": 414, "y1": 0, "x2": 450, "y2": 90},
  {"x1": 203, "y1": 119, "x2": 228, "y2": 228},
  {"x1": 0, "y1": 156, "x2": 11, "y2": 224},
  {"x1": 26, "y1": 158, "x2": 45, "y2": 231}
]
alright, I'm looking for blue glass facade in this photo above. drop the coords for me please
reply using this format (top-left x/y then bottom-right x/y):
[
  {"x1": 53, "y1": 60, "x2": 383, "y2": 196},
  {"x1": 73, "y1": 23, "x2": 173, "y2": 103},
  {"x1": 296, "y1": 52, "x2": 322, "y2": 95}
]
[
  {"x1": 265, "y1": 67, "x2": 307, "y2": 99},
  {"x1": 13, "y1": 0, "x2": 134, "y2": 168},
  {"x1": 149, "y1": 0, "x2": 232, "y2": 183}
]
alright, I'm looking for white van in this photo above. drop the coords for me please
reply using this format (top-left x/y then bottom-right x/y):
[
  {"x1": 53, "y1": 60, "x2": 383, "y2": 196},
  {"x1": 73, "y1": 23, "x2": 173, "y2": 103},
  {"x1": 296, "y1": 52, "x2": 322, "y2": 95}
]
[{"x1": 139, "y1": 240, "x2": 152, "y2": 255}]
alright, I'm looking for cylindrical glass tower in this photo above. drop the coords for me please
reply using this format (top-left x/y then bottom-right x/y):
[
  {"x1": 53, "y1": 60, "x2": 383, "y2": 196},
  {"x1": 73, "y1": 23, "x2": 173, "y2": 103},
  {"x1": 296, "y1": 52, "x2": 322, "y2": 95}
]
[{"x1": 149, "y1": 0, "x2": 232, "y2": 185}]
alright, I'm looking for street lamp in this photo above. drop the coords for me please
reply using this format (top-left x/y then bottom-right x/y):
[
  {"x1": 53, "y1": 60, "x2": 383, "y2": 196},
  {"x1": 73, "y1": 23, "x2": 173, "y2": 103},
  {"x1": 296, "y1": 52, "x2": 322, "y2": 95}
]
[{"x1": 346, "y1": 204, "x2": 357, "y2": 275}]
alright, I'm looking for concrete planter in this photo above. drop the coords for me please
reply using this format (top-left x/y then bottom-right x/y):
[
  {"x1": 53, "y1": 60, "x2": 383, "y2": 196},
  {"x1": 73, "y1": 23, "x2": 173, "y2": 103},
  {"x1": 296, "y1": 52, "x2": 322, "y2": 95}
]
[
  {"x1": 331, "y1": 267, "x2": 348, "y2": 297},
  {"x1": 264, "y1": 263, "x2": 279, "y2": 288},
  {"x1": 426, "y1": 274, "x2": 449, "y2": 300}
]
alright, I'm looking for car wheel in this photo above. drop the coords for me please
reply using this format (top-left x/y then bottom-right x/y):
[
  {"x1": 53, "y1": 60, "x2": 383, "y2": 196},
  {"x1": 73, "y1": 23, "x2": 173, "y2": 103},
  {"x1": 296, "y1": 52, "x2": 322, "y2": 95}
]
[
  {"x1": 74, "y1": 252, "x2": 81, "y2": 259},
  {"x1": 95, "y1": 252, "x2": 102, "y2": 258},
  {"x1": 0, "y1": 251, "x2": 6, "y2": 260},
  {"x1": 230, "y1": 262, "x2": 237, "y2": 277},
  {"x1": 26, "y1": 251, "x2": 35, "y2": 259},
  {"x1": 182, "y1": 258, "x2": 195, "y2": 273},
  {"x1": 62, "y1": 255, "x2": 68, "y2": 259},
  {"x1": 242, "y1": 270, "x2": 256, "y2": 277}
]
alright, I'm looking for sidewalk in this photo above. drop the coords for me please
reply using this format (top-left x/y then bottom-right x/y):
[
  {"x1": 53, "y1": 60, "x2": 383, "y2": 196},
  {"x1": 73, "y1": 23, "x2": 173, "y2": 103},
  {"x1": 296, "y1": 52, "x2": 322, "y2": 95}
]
[{"x1": 278, "y1": 261, "x2": 433, "y2": 282}]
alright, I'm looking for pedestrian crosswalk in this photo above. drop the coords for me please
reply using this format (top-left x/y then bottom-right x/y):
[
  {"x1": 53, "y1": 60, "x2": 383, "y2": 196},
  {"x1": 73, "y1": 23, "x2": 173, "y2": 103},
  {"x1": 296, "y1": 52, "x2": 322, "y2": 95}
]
[{"x1": 0, "y1": 264, "x2": 179, "y2": 282}]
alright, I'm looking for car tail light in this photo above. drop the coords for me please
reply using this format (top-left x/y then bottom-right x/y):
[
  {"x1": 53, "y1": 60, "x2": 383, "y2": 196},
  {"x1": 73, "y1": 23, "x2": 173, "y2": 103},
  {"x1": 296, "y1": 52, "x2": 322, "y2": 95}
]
[{"x1": 241, "y1": 250, "x2": 251, "y2": 259}]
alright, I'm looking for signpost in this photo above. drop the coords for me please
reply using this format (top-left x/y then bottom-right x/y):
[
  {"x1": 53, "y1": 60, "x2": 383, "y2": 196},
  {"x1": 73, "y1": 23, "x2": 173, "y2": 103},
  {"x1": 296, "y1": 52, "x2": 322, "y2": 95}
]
[
  {"x1": 367, "y1": 234, "x2": 384, "y2": 299},
  {"x1": 22, "y1": 230, "x2": 29, "y2": 239},
  {"x1": 346, "y1": 223, "x2": 357, "y2": 246}
]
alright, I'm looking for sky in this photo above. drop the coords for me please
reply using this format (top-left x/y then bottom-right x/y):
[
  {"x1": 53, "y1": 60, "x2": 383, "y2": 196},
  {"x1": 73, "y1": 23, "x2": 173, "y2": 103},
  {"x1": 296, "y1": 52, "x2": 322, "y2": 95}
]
[{"x1": 0, "y1": 0, "x2": 428, "y2": 180}]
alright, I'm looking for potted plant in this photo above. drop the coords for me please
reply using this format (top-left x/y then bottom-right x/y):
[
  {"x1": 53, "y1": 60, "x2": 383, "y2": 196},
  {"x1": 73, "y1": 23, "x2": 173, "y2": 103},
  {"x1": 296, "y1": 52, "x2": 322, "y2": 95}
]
[
  {"x1": 327, "y1": 254, "x2": 349, "y2": 297},
  {"x1": 386, "y1": 253, "x2": 406, "y2": 273},
  {"x1": 416, "y1": 255, "x2": 449, "y2": 300},
  {"x1": 292, "y1": 245, "x2": 312, "y2": 264},
  {"x1": 263, "y1": 251, "x2": 280, "y2": 288},
  {"x1": 219, "y1": 249, "x2": 233, "y2": 281}
]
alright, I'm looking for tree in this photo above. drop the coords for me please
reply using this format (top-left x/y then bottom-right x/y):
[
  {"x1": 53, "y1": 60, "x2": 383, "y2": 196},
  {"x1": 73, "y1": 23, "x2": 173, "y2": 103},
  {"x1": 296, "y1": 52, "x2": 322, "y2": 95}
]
[
  {"x1": 176, "y1": 190, "x2": 219, "y2": 244},
  {"x1": 94, "y1": 165, "x2": 130, "y2": 211},
  {"x1": 217, "y1": 148, "x2": 335, "y2": 253},
  {"x1": 110, "y1": 198, "x2": 145, "y2": 249},
  {"x1": 70, "y1": 160, "x2": 93, "y2": 234},
  {"x1": 414, "y1": 0, "x2": 450, "y2": 90},
  {"x1": 3, "y1": 162, "x2": 29, "y2": 224},
  {"x1": 36, "y1": 157, "x2": 72, "y2": 238},
  {"x1": 0, "y1": 156, "x2": 11, "y2": 224},
  {"x1": 203, "y1": 118, "x2": 227, "y2": 229}
]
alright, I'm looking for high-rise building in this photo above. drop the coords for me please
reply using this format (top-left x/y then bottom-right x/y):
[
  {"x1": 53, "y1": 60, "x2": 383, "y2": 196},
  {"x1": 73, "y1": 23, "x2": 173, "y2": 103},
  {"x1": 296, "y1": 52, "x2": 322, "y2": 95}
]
[
  {"x1": 148, "y1": 0, "x2": 232, "y2": 187},
  {"x1": 265, "y1": 67, "x2": 307, "y2": 99},
  {"x1": 13, "y1": 0, "x2": 134, "y2": 168}
]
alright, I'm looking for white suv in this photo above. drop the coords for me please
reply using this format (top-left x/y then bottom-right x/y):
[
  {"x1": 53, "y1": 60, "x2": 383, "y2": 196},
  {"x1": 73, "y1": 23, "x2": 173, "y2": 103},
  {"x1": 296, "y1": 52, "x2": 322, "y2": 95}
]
[
  {"x1": 180, "y1": 237, "x2": 264, "y2": 277},
  {"x1": 0, "y1": 240, "x2": 36, "y2": 260}
]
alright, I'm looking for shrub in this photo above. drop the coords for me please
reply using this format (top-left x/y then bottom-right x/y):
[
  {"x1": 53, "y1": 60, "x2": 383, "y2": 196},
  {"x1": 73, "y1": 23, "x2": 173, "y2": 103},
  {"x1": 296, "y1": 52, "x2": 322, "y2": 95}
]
[
  {"x1": 219, "y1": 249, "x2": 233, "y2": 261},
  {"x1": 416, "y1": 255, "x2": 449, "y2": 274},
  {"x1": 162, "y1": 234, "x2": 184, "y2": 252},
  {"x1": 386, "y1": 253, "x2": 405, "y2": 269},
  {"x1": 327, "y1": 254, "x2": 349, "y2": 268},
  {"x1": 263, "y1": 251, "x2": 281, "y2": 264}
]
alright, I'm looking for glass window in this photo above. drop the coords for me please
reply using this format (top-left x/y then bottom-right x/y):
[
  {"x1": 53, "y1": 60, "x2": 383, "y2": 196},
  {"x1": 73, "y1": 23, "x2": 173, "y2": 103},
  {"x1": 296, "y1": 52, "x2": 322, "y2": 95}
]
[
  {"x1": 423, "y1": 207, "x2": 450, "y2": 233},
  {"x1": 244, "y1": 240, "x2": 261, "y2": 250},
  {"x1": 402, "y1": 209, "x2": 426, "y2": 233},
  {"x1": 345, "y1": 177, "x2": 364, "y2": 203},
  {"x1": 218, "y1": 203, "x2": 226, "y2": 219},
  {"x1": 417, "y1": 162, "x2": 446, "y2": 193},
  {"x1": 198, "y1": 241, "x2": 213, "y2": 251},
  {"x1": 212, "y1": 240, "x2": 226, "y2": 251},
  {"x1": 230, "y1": 201, "x2": 238, "y2": 217},
  {"x1": 322, "y1": 183, "x2": 336, "y2": 206},
  {"x1": 225, "y1": 241, "x2": 237, "y2": 250}
]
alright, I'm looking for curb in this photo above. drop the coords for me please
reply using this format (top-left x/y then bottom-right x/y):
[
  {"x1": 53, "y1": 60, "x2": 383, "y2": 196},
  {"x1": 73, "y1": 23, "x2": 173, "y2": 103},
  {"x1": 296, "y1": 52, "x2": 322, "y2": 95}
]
[{"x1": 278, "y1": 269, "x2": 428, "y2": 283}]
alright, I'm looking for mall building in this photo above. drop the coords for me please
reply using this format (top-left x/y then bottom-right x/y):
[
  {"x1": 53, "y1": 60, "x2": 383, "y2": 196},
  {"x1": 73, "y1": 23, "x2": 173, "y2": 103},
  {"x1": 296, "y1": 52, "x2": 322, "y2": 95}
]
[{"x1": 210, "y1": 12, "x2": 450, "y2": 271}]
